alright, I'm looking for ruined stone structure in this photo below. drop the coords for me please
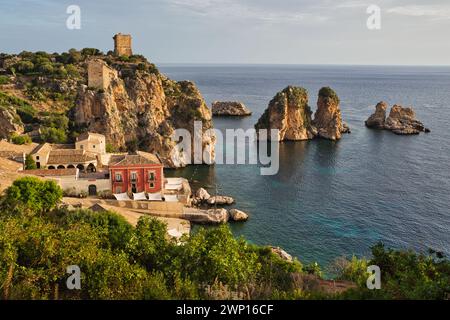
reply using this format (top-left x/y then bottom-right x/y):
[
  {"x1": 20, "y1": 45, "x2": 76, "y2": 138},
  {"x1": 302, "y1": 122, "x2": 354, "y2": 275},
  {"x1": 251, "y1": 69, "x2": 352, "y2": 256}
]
[
  {"x1": 113, "y1": 33, "x2": 132, "y2": 56},
  {"x1": 87, "y1": 59, "x2": 117, "y2": 90}
]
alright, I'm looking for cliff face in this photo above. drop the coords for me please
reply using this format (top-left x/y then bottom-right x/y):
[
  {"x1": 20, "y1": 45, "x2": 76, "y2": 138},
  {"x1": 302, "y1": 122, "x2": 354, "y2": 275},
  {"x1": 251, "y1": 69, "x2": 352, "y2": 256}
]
[
  {"x1": 255, "y1": 86, "x2": 349, "y2": 141},
  {"x1": 74, "y1": 61, "x2": 215, "y2": 167},
  {"x1": 313, "y1": 87, "x2": 346, "y2": 141},
  {"x1": 255, "y1": 86, "x2": 316, "y2": 141},
  {"x1": 0, "y1": 107, "x2": 24, "y2": 139}
]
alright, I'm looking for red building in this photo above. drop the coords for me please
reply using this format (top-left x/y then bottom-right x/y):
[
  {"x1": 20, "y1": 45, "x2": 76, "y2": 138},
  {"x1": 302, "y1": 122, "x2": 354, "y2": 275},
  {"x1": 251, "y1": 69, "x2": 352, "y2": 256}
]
[{"x1": 109, "y1": 151, "x2": 164, "y2": 194}]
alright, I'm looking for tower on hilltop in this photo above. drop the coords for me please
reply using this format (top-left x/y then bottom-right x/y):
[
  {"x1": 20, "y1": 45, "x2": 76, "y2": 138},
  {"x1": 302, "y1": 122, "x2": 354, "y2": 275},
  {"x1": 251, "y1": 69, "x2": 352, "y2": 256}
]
[{"x1": 113, "y1": 33, "x2": 132, "y2": 57}]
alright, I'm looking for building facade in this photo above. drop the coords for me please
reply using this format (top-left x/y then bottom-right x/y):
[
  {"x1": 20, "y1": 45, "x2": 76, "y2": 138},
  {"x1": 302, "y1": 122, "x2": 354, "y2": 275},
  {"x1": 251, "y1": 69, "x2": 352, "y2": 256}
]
[
  {"x1": 109, "y1": 151, "x2": 164, "y2": 194},
  {"x1": 30, "y1": 132, "x2": 107, "y2": 171}
]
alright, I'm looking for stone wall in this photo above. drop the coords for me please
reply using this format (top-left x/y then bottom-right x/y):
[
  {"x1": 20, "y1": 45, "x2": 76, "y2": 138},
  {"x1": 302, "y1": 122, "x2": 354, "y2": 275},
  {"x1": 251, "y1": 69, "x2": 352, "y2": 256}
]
[{"x1": 57, "y1": 177, "x2": 111, "y2": 194}]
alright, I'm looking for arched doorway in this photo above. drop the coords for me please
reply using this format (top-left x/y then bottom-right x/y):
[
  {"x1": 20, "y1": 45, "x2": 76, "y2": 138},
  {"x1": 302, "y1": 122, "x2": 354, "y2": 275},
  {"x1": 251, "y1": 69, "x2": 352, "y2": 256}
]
[
  {"x1": 88, "y1": 185, "x2": 97, "y2": 196},
  {"x1": 57, "y1": 165, "x2": 65, "y2": 169},
  {"x1": 67, "y1": 164, "x2": 75, "y2": 169},
  {"x1": 76, "y1": 164, "x2": 84, "y2": 171},
  {"x1": 87, "y1": 163, "x2": 96, "y2": 173},
  {"x1": 48, "y1": 166, "x2": 55, "y2": 170}
]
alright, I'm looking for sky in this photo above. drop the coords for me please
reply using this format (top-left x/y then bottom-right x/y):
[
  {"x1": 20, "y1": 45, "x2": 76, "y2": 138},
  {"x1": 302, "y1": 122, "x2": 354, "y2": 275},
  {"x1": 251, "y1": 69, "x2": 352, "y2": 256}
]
[{"x1": 1, "y1": 0, "x2": 449, "y2": 65}]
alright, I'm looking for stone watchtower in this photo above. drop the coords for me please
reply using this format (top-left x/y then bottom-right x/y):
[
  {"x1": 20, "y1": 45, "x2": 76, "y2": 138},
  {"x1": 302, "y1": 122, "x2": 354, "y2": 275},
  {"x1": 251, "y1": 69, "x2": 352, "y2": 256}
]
[
  {"x1": 87, "y1": 59, "x2": 117, "y2": 90},
  {"x1": 113, "y1": 33, "x2": 132, "y2": 57}
]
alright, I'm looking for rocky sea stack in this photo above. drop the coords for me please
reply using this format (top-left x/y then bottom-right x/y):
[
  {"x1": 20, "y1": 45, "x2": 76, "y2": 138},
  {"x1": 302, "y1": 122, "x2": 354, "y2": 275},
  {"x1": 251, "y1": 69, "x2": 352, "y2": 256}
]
[
  {"x1": 211, "y1": 101, "x2": 252, "y2": 116},
  {"x1": 313, "y1": 87, "x2": 350, "y2": 140},
  {"x1": 255, "y1": 86, "x2": 349, "y2": 141},
  {"x1": 365, "y1": 102, "x2": 430, "y2": 135},
  {"x1": 255, "y1": 86, "x2": 316, "y2": 141}
]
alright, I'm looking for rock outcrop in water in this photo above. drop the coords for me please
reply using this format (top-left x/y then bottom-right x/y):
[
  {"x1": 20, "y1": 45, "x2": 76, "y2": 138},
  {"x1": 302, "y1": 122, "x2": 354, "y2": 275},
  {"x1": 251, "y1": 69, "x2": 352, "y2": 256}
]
[
  {"x1": 255, "y1": 86, "x2": 316, "y2": 141},
  {"x1": 255, "y1": 86, "x2": 349, "y2": 141},
  {"x1": 74, "y1": 59, "x2": 215, "y2": 167},
  {"x1": 313, "y1": 87, "x2": 350, "y2": 141},
  {"x1": 365, "y1": 102, "x2": 430, "y2": 135},
  {"x1": 211, "y1": 101, "x2": 252, "y2": 116},
  {"x1": 365, "y1": 101, "x2": 387, "y2": 129}
]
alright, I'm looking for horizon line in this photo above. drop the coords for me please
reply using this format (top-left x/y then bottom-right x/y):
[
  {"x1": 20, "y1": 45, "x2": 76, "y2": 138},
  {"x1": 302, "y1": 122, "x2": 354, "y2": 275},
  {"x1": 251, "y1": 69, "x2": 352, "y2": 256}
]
[{"x1": 156, "y1": 62, "x2": 450, "y2": 68}]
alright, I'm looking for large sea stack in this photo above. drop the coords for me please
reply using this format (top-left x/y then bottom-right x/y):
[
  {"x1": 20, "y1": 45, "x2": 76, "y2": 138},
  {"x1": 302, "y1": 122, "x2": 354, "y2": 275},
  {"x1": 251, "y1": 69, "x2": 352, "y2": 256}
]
[
  {"x1": 255, "y1": 86, "x2": 316, "y2": 141},
  {"x1": 255, "y1": 86, "x2": 349, "y2": 141},
  {"x1": 313, "y1": 87, "x2": 349, "y2": 141}
]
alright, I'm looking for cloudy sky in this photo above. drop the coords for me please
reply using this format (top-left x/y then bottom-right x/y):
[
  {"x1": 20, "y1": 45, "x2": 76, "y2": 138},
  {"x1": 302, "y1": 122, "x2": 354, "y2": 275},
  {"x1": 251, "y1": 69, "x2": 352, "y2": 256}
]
[{"x1": 1, "y1": 0, "x2": 449, "y2": 65}]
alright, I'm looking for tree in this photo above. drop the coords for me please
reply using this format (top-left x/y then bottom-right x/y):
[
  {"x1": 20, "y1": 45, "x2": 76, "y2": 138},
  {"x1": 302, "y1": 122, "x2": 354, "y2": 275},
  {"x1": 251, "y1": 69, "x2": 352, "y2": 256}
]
[
  {"x1": 1, "y1": 177, "x2": 62, "y2": 215},
  {"x1": 40, "y1": 127, "x2": 67, "y2": 143},
  {"x1": 24, "y1": 154, "x2": 37, "y2": 170}
]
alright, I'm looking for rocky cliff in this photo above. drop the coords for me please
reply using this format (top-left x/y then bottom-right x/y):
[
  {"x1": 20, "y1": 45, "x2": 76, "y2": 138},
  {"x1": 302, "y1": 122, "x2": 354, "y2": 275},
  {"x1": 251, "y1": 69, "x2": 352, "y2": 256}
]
[
  {"x1": 0, "y1": 106, "x2": 24, "y2": 139},
  {"x1": 365, "y1": 102, "x2": 430, "y2": 135},
  {"x1": 0, "y1": 51, "x2": 215, "y2": 167},
  {"x1": 255, "y1": 86, "x2": 349, "y2": 141},
  {"x1": 75, "y1": 66, "x2": 215, "y2": 167},
  {"x1": 255, "y1": 86, "x2": 316, "y2": 141}
]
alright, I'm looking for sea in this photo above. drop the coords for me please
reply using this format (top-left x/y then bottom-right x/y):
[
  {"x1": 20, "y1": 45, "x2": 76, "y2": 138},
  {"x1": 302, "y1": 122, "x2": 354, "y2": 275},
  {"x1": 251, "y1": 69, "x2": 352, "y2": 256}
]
[{"x1": 160, "y1": 64, "x2": 450, "y2": 269}]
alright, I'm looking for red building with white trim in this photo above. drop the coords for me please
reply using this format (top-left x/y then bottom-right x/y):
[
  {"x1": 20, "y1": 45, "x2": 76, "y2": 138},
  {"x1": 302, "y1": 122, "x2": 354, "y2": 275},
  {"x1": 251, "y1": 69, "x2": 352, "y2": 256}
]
[{"x1": 109, "y1": 151, "x2": 164, "y2": 194}]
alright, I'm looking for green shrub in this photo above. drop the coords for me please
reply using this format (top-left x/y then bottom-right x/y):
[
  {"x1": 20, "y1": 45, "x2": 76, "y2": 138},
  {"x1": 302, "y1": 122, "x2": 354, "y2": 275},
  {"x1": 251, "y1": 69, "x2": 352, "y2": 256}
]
[
  {"x1": 0, "y1": 75, "x2": 10, "y2": 85},
  {"x1": 24, "y1": 154, "x2": 37, "y2": 170},
  {"x1": 40, "y1": 127, "x2": 67, "y2": 143},
  {"x1": 11, "y1": 133, "x2": 32, "y2": 145},
  {"x1": 0, "y1": 92, "x2": 36, "y2": 123},
  {"x1": 105, "y1": 143, "x2": 118, "y2": 153},
  {"x1": 318, "y1": 86, "x2": 340, "y2": 105}
]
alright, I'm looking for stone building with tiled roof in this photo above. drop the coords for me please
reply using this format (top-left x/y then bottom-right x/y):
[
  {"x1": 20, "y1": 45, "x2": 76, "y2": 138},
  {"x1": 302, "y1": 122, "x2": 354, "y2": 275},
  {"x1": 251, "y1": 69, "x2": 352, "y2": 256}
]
[
  {"x1": 30, "y1": 142, "x2": 98, "y2": 172},
  {"x1": 19, "y1": 168, "x2": 78, "y2": 178}
]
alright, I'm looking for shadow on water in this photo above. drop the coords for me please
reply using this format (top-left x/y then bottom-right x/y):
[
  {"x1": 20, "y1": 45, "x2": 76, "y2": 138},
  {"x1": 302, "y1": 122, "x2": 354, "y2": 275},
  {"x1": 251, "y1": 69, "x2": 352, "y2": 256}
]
[{"x1": 275, "y1": 141, "x2": 310, "y2": 184}]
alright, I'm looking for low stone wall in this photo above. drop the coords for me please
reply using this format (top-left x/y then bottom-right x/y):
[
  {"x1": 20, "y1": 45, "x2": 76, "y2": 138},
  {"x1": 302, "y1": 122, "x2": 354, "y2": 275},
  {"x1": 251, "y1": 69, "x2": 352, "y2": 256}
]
[
  {"x1": 57, "y1": 177, "x2": 111, "y2": 194},
  {"x1": 101, "y1": 199, "x2": 184, "y2": 215}
]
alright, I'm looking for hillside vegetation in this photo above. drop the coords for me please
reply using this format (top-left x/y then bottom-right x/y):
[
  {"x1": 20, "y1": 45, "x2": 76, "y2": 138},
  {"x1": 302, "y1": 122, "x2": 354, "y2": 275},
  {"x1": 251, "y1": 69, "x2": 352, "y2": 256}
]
[{"x1": 0, "y1": 177, "x2": 448, "y2": 300}]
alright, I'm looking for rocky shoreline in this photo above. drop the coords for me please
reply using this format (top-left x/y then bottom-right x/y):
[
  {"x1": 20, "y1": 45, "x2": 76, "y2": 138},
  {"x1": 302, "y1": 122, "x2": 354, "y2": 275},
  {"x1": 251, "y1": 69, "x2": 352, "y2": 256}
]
[{"x1": 191, "y1": 187, "x2": 249, "y2": 223}]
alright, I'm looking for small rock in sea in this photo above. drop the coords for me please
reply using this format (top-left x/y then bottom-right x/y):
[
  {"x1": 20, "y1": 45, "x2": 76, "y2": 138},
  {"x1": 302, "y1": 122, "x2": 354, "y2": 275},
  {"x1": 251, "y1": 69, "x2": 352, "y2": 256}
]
[
  {"x1": 207, "y1": 195, "x2": 235, "y2": 205},
  {"x1": 211, "y1": 101, "x2": 252, "y2": 116},
  {"x1": 229, "y1": 209, "x2": 249, "y2": 221}
]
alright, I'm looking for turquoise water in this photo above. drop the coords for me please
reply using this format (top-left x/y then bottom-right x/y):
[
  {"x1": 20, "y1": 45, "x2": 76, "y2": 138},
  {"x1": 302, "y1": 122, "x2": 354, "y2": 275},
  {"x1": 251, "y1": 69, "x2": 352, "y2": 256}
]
[{"x1": 161, "y1": 65, "x2": 450, "y2": 267}]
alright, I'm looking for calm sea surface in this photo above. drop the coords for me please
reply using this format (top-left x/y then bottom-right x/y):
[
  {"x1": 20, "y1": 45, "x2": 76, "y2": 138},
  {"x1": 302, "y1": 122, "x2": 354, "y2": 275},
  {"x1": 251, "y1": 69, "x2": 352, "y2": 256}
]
[{"x1": 160, "y1": 64, "x2": 450, "y2": 268}]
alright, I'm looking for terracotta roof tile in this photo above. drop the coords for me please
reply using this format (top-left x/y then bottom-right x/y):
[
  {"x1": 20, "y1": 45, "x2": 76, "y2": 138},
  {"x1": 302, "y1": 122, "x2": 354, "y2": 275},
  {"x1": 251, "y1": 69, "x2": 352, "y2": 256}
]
[
  {"x1": 20, "y1": 168, "x2": 78, "y2": 176},
  {"x1": 111, "y1": 151, "x2": 161, "y2": 166}
]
